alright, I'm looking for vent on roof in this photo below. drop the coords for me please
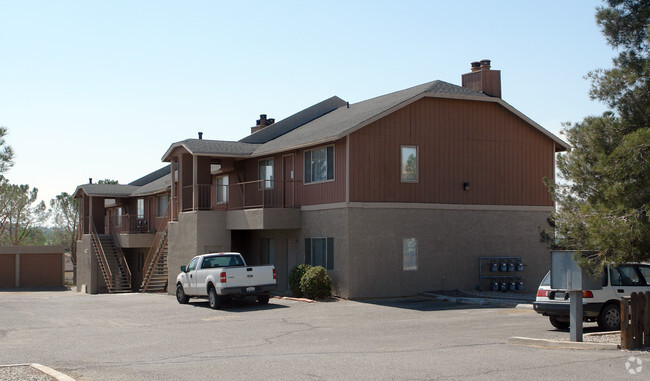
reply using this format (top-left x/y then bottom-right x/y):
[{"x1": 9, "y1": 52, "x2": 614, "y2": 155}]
[
  {"x1": 461, "y1": 59, "x2": 501, "y2": 98},
  {"x1": 251, "y1": 114, "x2": 275, "y2": 134}
]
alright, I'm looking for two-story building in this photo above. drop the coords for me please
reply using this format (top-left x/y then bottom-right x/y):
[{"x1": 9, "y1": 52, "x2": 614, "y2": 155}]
[{"x1": 75, "y1": 60, "x2": 569, "y2": 298}]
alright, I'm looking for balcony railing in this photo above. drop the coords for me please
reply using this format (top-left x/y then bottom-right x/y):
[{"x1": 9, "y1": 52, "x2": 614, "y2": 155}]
[
  {"x1": 106, "y1": 214, "x2": 170, "y2": 235},
  {"x1": 179, "y1": 179, "x2": 298, "y2": 212}
]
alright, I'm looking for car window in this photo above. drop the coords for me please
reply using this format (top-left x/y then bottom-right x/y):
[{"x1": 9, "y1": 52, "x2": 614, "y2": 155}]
[
  {"x1": 187, "y1": 257, "x2": 198, "y2": 272},
  {"x1": 203, "y1": 255, "x2": 244, "y2": 268},
  {"x1": 610, "y1": 265, "x2": 644, "y2": 286},
  {"x1": 637, "y1": 265, "x2": 650, "y2": 286},
  {"x1": 201, "y1": 258, "x2": 212, "y2": 269},
  {"x1": 540, "y1": 272, "x2": 550, "y2": 287}
]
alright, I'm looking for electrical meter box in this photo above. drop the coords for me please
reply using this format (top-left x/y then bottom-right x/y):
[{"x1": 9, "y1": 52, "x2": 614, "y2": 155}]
[{"x1": 550, "y1": 251, "x2": 602, "y2": 291}]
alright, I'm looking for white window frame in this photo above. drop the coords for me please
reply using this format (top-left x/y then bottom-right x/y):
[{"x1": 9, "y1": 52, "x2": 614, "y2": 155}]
[
  {"x1": 258, "y1": 158, "x2": 274, "y2": 190},
  {"x1": 216, "y1": 175, "x2": 229, "y2": 204},
  {"x1": 403, "y1": 237, "x2": 418, "y2": 271},
  {"x1": 400, "y1": 145, "x2": 419, "y2": 183},
  {"x1": 304, "y1": 145, "x2": 335, "y2": 184}
]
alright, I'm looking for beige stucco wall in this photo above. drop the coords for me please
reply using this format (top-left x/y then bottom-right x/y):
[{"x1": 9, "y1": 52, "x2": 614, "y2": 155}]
[
  {"x1": 167, "y1": 210, "x2": 231, "y2": 294},
  {"x1": 342, "y1": 204, "x2": 552, "y2": 298},
  {"x1": 76, "y1": 235, "x2": 104, "y2": 294},
  {"x1": 296, "y1": 204, "x2": 552, "y2": 298}
]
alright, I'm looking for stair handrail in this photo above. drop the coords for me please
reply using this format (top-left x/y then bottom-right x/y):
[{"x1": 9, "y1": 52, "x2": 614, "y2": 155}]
[
  {"x1": 142, "y1": 233, "x2": 168, "y2": 292},
  {"x1": 141, "y1": 207, "x2": 170, "y2": 291},
  {"x1": 111, "y1": 228, "x2": 132, "y2": 290},
  {"x1": 90, "y1": 219, "x2": 113, "y2": 292}
]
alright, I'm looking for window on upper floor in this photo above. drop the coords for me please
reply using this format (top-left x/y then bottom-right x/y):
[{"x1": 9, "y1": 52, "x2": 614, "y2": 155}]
[
  {"x1": 259, "y1": 158, "x2": 274, "y2": 189},
  {"x1": 115, "y1": 207, "x2": 123, "y2": 227},
  {"x1": 137, "y1": 198, "x2": 145, "y2": 220},
  {"x1": 304, "y1": 145, "x2": 334, "y2": 184},
  {"x1": 216, "y1": 175, "x2": 228, "y2": 204},
  {"x1": 157, "y1": 195, "x2": 169, "y2": 217},
  {"x1": 401, "y1": 146, "x2": 418, "y2": 183}
]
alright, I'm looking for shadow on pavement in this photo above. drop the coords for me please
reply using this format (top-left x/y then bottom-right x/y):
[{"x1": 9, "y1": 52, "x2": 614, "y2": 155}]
[
  {"x1": 187, "y1": 297, "x2": 289, "y2": 312},
  {"x1": 356, "y1": 296, "x2": 501, "y2": 312}
]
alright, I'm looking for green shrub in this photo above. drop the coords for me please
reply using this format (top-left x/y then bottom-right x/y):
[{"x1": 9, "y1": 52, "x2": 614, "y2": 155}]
[
  {"x1": 299, "y1": 266, "x2": 331, "y2": 299},
  {"x1": 289, "y1": 264, "x2": 312, "y2": 297}
]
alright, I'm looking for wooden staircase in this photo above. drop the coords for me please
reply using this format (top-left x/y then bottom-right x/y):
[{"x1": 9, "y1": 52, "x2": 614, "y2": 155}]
[
  {"x1": 140, "y1": 230, "x2": 169, "y2": 293},
  {"x1": 90, "y1": 232, "x2": 132, "y2": 293}
]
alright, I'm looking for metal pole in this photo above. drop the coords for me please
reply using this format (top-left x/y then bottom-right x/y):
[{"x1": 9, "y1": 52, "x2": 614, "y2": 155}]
[{"x1": 569, "y1": 290, "x2": 583, "y2": 342}]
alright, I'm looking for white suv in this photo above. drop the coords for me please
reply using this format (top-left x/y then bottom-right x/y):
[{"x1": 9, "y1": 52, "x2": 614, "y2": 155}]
[{"x1": 533, "y1": 263, "x2": 650, "y2": 330}]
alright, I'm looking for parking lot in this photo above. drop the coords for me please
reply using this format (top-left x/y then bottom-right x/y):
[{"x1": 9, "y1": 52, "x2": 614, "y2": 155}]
[{"x1": 0, "y1": 290, "x2": 646, "y2": 380}]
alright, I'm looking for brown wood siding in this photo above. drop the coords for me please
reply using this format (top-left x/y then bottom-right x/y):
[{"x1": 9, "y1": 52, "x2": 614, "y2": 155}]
[
  {"x1": 0, "y1": 254, "x2": 15, "y2": 288},
  {"x1": 349, "y1": 97, "x2": 555, "y2": 206},
  {"x1": 20, "y1": 253, "x2": 63, "y2": 287},
  {"x1": 295, "y1": 139, "x2": 347, "y2": 206},
  {"x1": 237, "y1": 138, "x2": 347, "y2": 207}
]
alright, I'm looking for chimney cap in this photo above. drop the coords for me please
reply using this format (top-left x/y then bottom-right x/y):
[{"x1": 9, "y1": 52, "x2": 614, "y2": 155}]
[
  {"x1": 471, "y1": 61, "x2": 481, "y2": 72},
  {"x1": 198, "y1": 132, "x2": 203, "y2": 140},
  {"x1": 480, "y1": 59, "x2": 491, "y2": 68}
]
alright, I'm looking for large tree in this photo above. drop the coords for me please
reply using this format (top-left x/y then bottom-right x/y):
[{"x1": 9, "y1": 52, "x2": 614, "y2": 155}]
[
  {"x1": 49, "y1": 192, "x2": 79, "y2": 263},
  {"x1": 0, "y1": 184, "x2": 49, "y2": 246},
  {"x1": 0, "y1": 126, "x2": 14, "y2": 177},
  {"x1": 548, "y1": 0, "x2": 650, "y2": 269}
]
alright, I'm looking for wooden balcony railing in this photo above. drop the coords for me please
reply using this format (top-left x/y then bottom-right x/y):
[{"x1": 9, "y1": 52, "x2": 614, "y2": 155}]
[{"x1": 179, "y1": 180, "x2": 298, "y2": 212}]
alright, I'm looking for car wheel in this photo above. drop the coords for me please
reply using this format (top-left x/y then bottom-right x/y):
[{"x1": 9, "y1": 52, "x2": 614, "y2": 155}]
[
  {"x1": 208, "y1": 287, "x2": 222, "y2": 309},
  {"x1": 549, "y1": 316, "x2": 570, "y2": 330},
  {"x1": 176, "y1": 284, "x2": 190, "y2": 304},
  {"x1": 257, "y1": 294, "x2": 270, "y2": 305},
  {"x1": 597, "y1": 303, "x2": 620, "y2": 331}
]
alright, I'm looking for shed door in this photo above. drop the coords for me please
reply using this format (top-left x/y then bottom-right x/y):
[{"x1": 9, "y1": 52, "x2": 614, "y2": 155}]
[
  {"x1": 0, "y1": 254, "x2": 15, "y2": 288},
  {"x1": 20, "y1": 253, "x2": 63, "y2": 287}
]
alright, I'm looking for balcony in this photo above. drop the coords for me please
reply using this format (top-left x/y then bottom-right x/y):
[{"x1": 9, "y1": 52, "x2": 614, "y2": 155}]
[{"x1": 175, "y1": 179, "x2": 301, "y2": 230}]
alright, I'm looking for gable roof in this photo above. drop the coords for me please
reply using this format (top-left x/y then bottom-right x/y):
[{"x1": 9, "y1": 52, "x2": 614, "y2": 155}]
[
  {"x1": 239, "y1": 96, "x2": 348, "y2": 144},
  {"x1": 161, "y1": 139, "x2": 259, "y2": 162},
  {"x1": 160, "y1": 79, "x2": 569, "y2": 163},
  {"x1": 252, "y1": 80, "x2": 569, "y2": 155},
  {"x1": 74, "y1": 166, "x2": 174, "y2": 199}
]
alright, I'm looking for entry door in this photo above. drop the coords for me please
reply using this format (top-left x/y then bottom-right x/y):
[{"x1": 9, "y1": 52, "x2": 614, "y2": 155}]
[{"x1": 283, "y1": 155, "x2": 295, "y2": 208}]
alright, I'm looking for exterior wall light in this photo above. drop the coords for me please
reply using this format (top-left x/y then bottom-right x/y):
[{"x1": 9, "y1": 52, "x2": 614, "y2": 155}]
[{"x1": 463, "y1": 182, "x2": 470, "y2": 191}]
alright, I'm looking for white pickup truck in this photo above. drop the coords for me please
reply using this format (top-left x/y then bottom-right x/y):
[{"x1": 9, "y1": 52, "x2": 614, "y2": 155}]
[{"x1": 175, "y1": 252, "x2": 276, "y2": 309}]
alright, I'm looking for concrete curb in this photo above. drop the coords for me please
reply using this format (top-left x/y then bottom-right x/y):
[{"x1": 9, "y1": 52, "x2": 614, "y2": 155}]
[
  {"x1": 274, "y1": 296, "x2": 315, "y2": 303},
  {"x1": 0, "y1": 364, "x2": 75, "y2": 381},
  {"x1": 422, "y1": 292, "x2": 532, "y2": 309},
  {"x1": 508, "y1": 336, "x2": 619, "y2": 351}
]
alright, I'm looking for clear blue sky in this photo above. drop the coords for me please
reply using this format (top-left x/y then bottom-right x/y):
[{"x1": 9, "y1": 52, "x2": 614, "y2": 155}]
[{"x1": 1, "y1": 1, "x2": 613, "y2": 215}]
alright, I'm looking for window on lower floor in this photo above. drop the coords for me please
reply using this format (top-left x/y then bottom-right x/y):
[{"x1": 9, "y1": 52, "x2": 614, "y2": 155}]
[
  {"x1": 261, "y1": 238, "x2": 275, "y2": 265},
  {"x1": 305, "y1": 237, "x2": 334, "y2": 270},
  {"x1": 403, "y1": 237, "x2": 417, "y2": 271},
  {"x1": 216, "y1": 175, "x2": 229, "y2": 204}
]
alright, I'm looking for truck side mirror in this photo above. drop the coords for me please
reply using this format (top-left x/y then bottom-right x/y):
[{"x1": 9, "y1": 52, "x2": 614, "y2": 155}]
[{"x1": 180, "y1": 265, "x2": 186, "y2": 272}]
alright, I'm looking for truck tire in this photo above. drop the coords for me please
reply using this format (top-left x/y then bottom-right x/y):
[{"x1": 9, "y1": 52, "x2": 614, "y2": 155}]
[
  {"x1": 597, "y1": 303, "x2": 620, "y2": 331},
  {"x1": 549, "y1": 316, "x2": 570, "y2": 330},
  {"x1": 176, "y1": 284, "x2": 190, "y2": 304},
  {"x1": 257, "y1": 294, "x2": 270, "y2": 305},
  {"x1": 208, "y1": 287, "x2": 222, "y2": 309}
]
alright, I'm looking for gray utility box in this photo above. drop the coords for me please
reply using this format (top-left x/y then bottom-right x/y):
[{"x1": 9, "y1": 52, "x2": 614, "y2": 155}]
[{"x1": 550, "y1": 251, "x2": 602, "y2": 291}]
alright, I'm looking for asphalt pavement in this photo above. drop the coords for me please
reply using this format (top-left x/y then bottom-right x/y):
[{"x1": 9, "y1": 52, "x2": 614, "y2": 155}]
[{"x1": 0, "y1": 290, "x2": 647, "y2": 380}]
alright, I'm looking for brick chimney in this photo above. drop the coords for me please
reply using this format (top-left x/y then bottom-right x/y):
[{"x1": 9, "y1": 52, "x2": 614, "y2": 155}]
[
  {"x1": 250, "y1": 114, "x2": 275, "y2": 134},
  {"x1": 461, "y1": 59, "x2": 501, "y2": 98}
]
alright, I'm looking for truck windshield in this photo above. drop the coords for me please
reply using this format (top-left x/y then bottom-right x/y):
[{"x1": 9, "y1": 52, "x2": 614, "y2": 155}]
[{"x1": 201, "y1": 255, "x2": 245, "y2": 269}]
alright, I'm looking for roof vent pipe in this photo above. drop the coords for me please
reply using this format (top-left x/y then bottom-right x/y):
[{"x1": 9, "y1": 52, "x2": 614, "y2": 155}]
[
  {"x1": 198, "y1": 132, "x2": 203, "y2": 140},
  {"x1": 89, "y1": 178, "x2": 92, "y2": 184}
]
